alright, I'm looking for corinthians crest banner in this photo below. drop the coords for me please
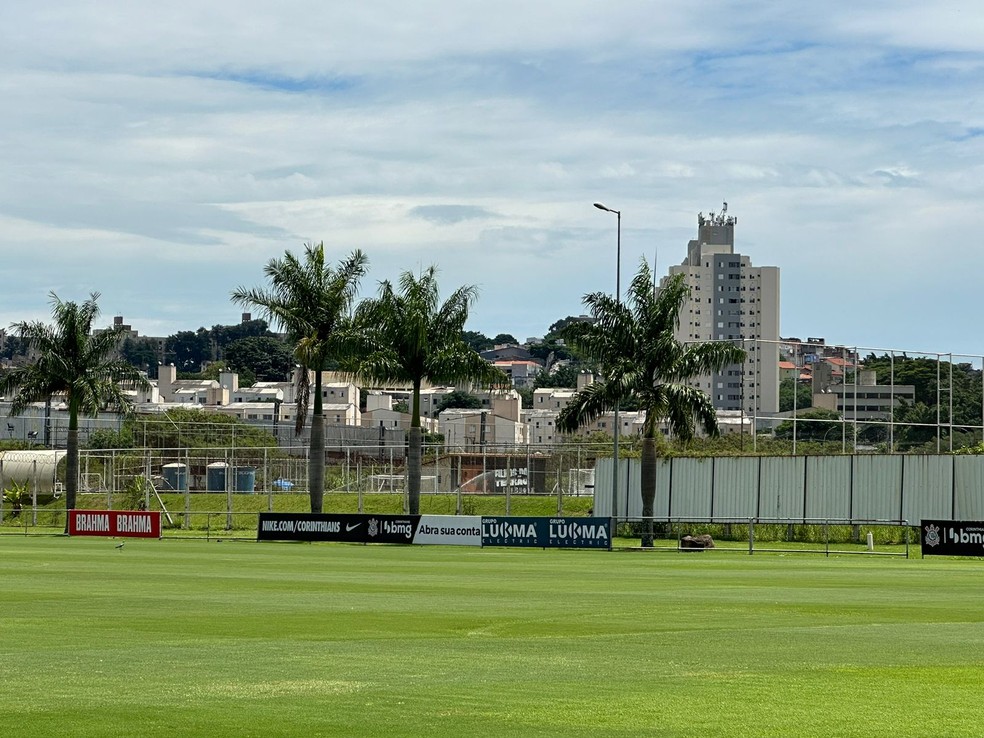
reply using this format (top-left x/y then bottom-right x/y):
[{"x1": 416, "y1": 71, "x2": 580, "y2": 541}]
[{"x1": 921, "y1": 520, "x2": 984, "y2": 556}]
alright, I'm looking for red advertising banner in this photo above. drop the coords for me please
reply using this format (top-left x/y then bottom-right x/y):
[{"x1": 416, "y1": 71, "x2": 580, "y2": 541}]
[{"x1": 69, "y1": 510, "x2": 162, "y2": 538}]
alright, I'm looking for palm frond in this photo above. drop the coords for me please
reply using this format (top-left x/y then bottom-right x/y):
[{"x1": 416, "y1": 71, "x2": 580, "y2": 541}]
[{"x1": 557, "y1": 258, "x2": 746, "y2": 441}]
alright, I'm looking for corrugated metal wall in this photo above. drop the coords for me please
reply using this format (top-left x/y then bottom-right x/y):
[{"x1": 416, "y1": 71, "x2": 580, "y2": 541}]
[
  {"x1": 851, "y1": 457, "x2": 902, "y2": 522},
  {"x1": 954, "y1": 457, "x2": 984, "y2": 519},
  {"x1": 712, "y1": 457, "x2": 758, "y2": 522},
  {"x1": 760, "y1": 457, "x2": 805, "y2": 522},
  {"x1": 901, "y1": 455, "x2": 952, "y2": 522},
  {"x1": 805, "y1": 456, "x2": 851, "y2": 521},
  {"x1": 667, "y1": 457, "x2": 714, "y2": 520},
  {"x1": 594, "y1": 454, "x2": 984, "y2": 523}
]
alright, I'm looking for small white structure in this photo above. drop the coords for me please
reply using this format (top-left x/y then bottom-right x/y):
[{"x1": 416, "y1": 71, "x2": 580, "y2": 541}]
[{"x1": 0, "y1": 450, "x2": 68, "y2": 495}]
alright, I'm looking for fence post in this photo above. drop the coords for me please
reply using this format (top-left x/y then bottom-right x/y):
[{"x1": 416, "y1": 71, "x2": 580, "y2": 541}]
[
  {"x1": 32, "y1": 459, "x2": 38, "y2": 527},
  {"x1": 455, "y1": 454, "x2": 462, "y2": 515},
  {"x1": 505, "y1": 453, "x2": 512, "y2": 516},
  {"x1": 556, "y1": 449, "x2": 563, "y2": 516},
  {"x1": 225, "y1": 449, "x2": 232, "y2": 531},
  {"x1": 265, "y1": 448, "x2": 273, "y2": 512},
  {"x1": 748, "y1": 518, "x2": 754, "y2": 556},
  {"x1": 183, "y1": 449, "x2": 191, "y2": 530},
  {"x1": 144, "y1": 456, "x2": 152, "y2": 512}
]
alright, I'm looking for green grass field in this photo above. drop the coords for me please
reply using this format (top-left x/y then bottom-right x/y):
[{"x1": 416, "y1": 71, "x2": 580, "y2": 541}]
[{"x1": 2, "y1": 538, "x2": 982, "y2": 737}]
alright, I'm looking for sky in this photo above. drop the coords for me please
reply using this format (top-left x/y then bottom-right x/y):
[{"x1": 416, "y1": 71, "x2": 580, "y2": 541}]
[{"x1": 3, "y1": 2, "x2": 984, "y2": 357}]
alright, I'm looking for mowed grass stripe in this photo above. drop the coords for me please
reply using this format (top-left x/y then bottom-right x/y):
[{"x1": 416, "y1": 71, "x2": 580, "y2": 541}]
[{"x1": 2, "y1": 538, "x2": 983, "y2": 737}]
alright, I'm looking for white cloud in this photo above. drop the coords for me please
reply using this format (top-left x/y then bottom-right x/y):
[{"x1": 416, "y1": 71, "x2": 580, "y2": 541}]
[{"x1": 1, "y1": 1, "x2": 983, "y2": 355}]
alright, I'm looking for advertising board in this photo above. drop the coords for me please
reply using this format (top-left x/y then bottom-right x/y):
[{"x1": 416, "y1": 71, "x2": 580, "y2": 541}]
[
  {"x1": 258, "y1": 513, "x2": 610, "y2": 549},
  {"x1": 257, "y1": 513, "x2": 482, "y2": 546},
  {"x1": 481, "y1": 516, "x2": 611, "y2": 549},
  {"x1": 68, "y1": 510, "x2": 161, "y2": 538},
  {"x1": 921, "y1": 520, "x2": 984, "y2": 556}
]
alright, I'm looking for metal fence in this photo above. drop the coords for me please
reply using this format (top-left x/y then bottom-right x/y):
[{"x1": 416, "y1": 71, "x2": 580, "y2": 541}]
[{"x1": 0, "y1": 442, "x2": 601, "y2": 529}]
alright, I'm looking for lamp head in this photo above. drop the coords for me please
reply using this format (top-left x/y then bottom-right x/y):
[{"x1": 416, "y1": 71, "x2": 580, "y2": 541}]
[{"x1": 593, "y1": 202, "x2": 619, "y2": 215}]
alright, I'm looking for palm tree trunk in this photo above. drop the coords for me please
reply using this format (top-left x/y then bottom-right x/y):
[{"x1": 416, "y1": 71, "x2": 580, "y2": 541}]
[
  {"x1": 407, "y1": 378, "x2": 422, "y2": 515},
  {"x1": 408, "y1": 427, "x2": 422, "y2": 515},
  {"x1": 65, "y1": 408, "x2": 79, "y2": 534},
  {"x1": 640, "y1": 436, "x2": 657, "y2": 547},
  {"x1": 309, "y1": 369, "x2": 325, "y2": 514}
]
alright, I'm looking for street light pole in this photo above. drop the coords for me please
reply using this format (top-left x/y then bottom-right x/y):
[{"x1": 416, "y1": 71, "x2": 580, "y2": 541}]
[{"x1": 594, "y1": 202, "x2": 621, "y2": 529}]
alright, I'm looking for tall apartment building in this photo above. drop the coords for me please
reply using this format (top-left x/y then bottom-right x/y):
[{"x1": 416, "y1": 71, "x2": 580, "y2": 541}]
[{"x1": 661, "y1": 204, "x2": 780, "y2": 415}]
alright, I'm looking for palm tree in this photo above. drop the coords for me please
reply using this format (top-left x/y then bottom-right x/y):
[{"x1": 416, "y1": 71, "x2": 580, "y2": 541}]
[
  {"x1": 0, "y1": 292, "x2": 151, "y2": 525},
  {"x1": 232, "y1": 244, "x2": 368, "y2": 514},
  {"x1": 352, "y1": 267, "x2": 506, "y2": 514},
  {"x1": 557, "y1": 261, "x2": 746, "y2": 547}
]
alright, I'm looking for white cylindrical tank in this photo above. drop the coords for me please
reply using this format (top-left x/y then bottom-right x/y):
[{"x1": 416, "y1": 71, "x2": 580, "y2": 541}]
[{"x1": 0, "y1": 450, "x2": 69, "y2": 495}]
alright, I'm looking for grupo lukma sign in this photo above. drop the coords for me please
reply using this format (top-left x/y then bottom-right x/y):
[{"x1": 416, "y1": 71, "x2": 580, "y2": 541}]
[{"x1": 481, "y1": 517, "x2": 611, "y2": 549}]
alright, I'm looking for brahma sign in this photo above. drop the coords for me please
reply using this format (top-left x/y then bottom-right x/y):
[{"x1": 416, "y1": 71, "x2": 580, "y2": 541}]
[{"x1": 69, "y1": 510, "x2": 161, "y2": 538}]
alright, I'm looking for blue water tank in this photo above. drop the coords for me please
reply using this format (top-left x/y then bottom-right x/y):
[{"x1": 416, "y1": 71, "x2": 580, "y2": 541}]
[
  {"x1": 206, "y1": 462, "x2": 228, "y2": 491},
  {"x1": 235, "y1": 467, "x2": 256, "y2": 493},
  {"x1": 162, "y1": 463, "x2": 188, "y2": 491}
]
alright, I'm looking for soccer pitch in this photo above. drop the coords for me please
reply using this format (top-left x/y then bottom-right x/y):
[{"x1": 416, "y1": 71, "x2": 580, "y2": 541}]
[{"x1": 2, "y1": 538, "x2": 982, "y2": 737}]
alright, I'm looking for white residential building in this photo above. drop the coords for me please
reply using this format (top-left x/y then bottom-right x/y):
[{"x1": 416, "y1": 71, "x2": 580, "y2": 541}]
[
  {"x1": 661, "y1": 204, "x2": 780, "y2": 416},
  {"x1": 440, "y1": 393, "x2": 528, "y2": 447},
  {"x1": 361, "y1": 393, "x2": 438, "y2": 432},
  {"x1": 157, "y1": 364, "x2": 227, "y2": 406}
]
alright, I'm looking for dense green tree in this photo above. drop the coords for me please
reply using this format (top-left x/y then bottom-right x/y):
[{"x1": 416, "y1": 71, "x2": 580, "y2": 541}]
[
  {"x1": 210, "y1": 319, "x2": 274, "y2": 350},
  {"x1": 546, "y1": 315, "x2": 591, "y2": 340},
  {"x1": 232, "y1": 243, "x2": 368, "y2": 514},
  {"x1": 861, "y1": 354, "x2": 983, "y2": 427},
  {"x1": 461, "y1": 330, "x2": 494, "y2": 352},
  {"x1": 224, "y1": 336, "x2": 293, "y2": 383},
  {"x1": 86, "y1": 426, "x2": 136, "y2": 450},
  {"x1": 774, "y1": 408, "x2": 842, "y2": 441},
  {"x1": 436, "y1": 390, "x2": 483, "y2": 413},
  {"x1": 197, "y1": 360, "x2": 239, "y2": 383},
  {"x1": 0, "y1": 292, "x2": 150, "y2": 524},
  {"x1": 892, "y1": 400, "x2": 939, "y2": 449},
  {"x1": 352, "y1": 267, "x2": 506, "y2": 514},
  {"x1": 124, "y1": 407, "x2": 277, "y2": 449},
  {"x1": 526, "y1": 340, "x2": 577, "y2": 364},
  {"x1": 0, "y1": 332, "x2": 29, "y2": 360},
  {"x1": 167, "y1": 329, "x2": 211, "y2": 372},
  {"x1": 119, "y1": 336, "x2": 161, "y2": 372},
  {"x1": 491, "y1": 333, "x2": 518, "y2": 345},
  {"x1": 557, "y1": 263, "x2": 745, "y2": 547},
  {"x1": 779, "y1": 378, "x2": 813, "y2": 412},
  {"x1": 533, "y1": 363, "x2": 583, "y2": 390}
]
